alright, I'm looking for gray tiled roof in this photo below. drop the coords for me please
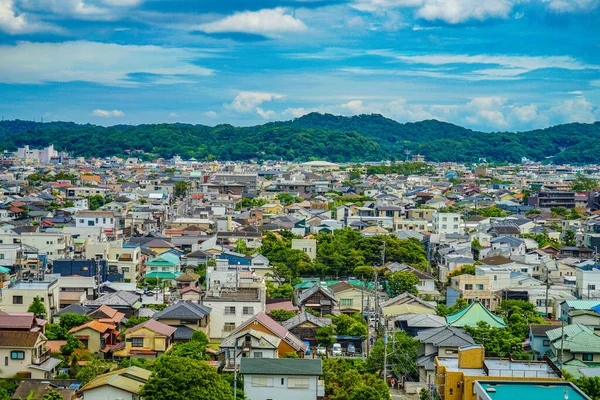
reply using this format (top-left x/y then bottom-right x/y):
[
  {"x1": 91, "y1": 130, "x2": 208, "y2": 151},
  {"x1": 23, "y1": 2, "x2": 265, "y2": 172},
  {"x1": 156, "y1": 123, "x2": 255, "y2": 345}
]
[
  {"x1": 414, "y1": 326, "x2": 475, "y2": 348},
  {"x1": 281, "y1": 311, "x2": 331, "y2": 330},
  {"x1": 240, "y1": 358, "x2": 322, "y2": 376},
  {"x1": 86, "y1": 291, "x2": 140, "y2": 307},
  {"x1": 153, "y1": 301, "x2": 211, "y2": 320},
  {"x1": 173, "y1": 325, "x2": 196, "y2": 341}
]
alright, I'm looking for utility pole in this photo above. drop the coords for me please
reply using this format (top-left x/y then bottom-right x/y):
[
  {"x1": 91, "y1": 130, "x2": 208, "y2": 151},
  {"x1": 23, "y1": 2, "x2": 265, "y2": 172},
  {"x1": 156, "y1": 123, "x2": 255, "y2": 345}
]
[
  {"x1": 233, "y1": 338, "x2": 238, "y2": 398},
  {"x1": 383, "y1": 327, "x2": 388, "y2": 386},
  {"x1": 545, "y1": 262, "x2": 549, "y2": 318}
]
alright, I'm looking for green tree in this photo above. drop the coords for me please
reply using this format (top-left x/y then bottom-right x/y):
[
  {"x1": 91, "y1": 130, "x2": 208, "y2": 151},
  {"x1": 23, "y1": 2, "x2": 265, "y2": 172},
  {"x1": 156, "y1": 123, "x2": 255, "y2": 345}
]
[
  {"x1": 42, "y1": 389, "x2": 63, "y2": 400},
  {"x1": 27, "y1": 296, "x2": 47, "y2": 319},
  {"x1": 140, "y1": 356, "x2": 234, "y2": 400},
  {"x1": 354, "y1": 266, "x2": 375, "y2": 279},
  {"x1": 59, "y1": 313, "x2": 92, "y2": 331},
  {"x1": 447, "y1": 265, "x2": 476, "y2": 281},
  {"x1": 174, "y1": 181, "x2": 190, "y2": 198},
  {"x1": 572, "y1": 376, "x2": 600, "y2": 400},
  {"x1": 316, "y1": 325, "x2": 336, "y2": 347},
  {"x1": 571, "y1": 174, "x2": 598, "y2": 191},
  {"x1": 168, "y1": 340, "x2": 208, "y2": 360},
  {"x1": 276, "y1": 193, "x2": 302, "y2": 206},
  {"x1": 76, "y1": 359, "x2": 113, "y2": 385},
  {"x1": 386, "y1": 270, "x2": 419, "y2": 297},
  {"x1": 124, "y1": 316, "x2": 150, "y2": 329},
  {"x1": 45, "y1": 324, "x2": 70, "y2": 340},
  {"x1": 477, "y1": 207, "x2": 506, "y2": 217},
  {"x1": 366, "y1": 330, "x2": 419, "y2": 379},
  {"x1": 268, "y1": 309, "x2": 297, "y2": 322},
  {"x1": 322, "y1": 358, "x2": 388, "y2": 400},
  {"x1": 88, "y1": 195, "x2": 105, "y2": 210},
  {"x1": 562, "y1": 229, "x2": 577, "y2": 247}
]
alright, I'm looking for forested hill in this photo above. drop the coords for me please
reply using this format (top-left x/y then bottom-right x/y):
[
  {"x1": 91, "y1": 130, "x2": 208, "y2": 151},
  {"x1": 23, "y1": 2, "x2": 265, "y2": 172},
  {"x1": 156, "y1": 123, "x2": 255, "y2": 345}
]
[{"x1": 1, "y1": 113, "x2": 599, "y2": 163}]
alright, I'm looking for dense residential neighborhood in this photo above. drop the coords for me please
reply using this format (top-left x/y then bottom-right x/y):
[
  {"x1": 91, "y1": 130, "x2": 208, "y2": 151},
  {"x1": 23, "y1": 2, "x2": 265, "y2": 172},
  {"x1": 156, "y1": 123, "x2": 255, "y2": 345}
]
[{"x1": 0, "y1": 147, "x2": 599, "y2": 399}]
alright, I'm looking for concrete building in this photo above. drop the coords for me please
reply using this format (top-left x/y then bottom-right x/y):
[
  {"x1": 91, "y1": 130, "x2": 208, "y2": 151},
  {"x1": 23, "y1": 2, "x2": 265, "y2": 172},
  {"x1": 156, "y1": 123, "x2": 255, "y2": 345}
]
[
  {"x1": 575, "y1": 263, "x2": 600, "y2": 299},
  {"x1": 433, "y1": 213, "x2": 464, "y2": 235},
  {"x1": 0, "y1": 280, "x2": 60, "y2": 319},
  {"x1": 291, "y1": 238, "x2": 317, "y2": 260},
  {"x1": 0, "y1": 232, "x2": 73, "y2": 261}
]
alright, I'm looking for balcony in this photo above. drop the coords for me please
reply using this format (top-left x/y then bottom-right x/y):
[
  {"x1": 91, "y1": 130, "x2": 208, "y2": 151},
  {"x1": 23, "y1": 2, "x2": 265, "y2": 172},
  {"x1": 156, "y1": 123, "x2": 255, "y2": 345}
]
[{"x1": 32, "y1": 349, "x2": 51, "y2": 365}]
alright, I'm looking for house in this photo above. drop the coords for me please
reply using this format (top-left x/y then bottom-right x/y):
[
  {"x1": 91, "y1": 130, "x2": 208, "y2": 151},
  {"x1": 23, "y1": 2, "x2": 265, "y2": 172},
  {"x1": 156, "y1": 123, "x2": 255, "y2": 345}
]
[
  {"x1": 529, "y1": 323, "x2": 561, "y2": 358},
  {"x1": 77, "y1": 365, "x2": 152, "y2": 400},
  {"x1": 385, "y1": 262, "x2": 440, "y2": 299},
  {"x1": 434, "y1": 345, "x2": 562, "y2": 400},
  {"x1": 174, "y1": 271, "x2": 200, "y2": 290},
  {"x1": 395, "y1": 313, "x2": 447, "y2": 336},
  {"x1": 69, "y1": 320, "x2": 119, "y2": 355},
  {"x1": 220, "y1": 329, "x2": 281, "y2": 370},
  {"x1": 413, "y1": 326, "x2": 475, "y2": 383},
  {"x1": 291, "y1": 238, "x2": 317, "y2": 260},
  {"x1": 85, "y1": 291, "x2": 141, "y2": 318},
  {"x1": 329, "y1": 281, "x2": 375, "y2": 315},
  {"x1": 281, "y1": 310, "x2": 332, "y2": 345},
  {"x1": 0, "y1": 280, "x2": 60, "y2": 321},
  {"x1": 379, "y1": 292, "x2": 437, "y2": 322},
  {"x1": 546, "y1": 323, "x2": 600, "y2": 363},
  {"x1": 446, "y1": 298, "x2": 506, "y2": 328},
  {"x1": 87, "y1": 304, "x2": 126, "y2": 328},
  {"x1": 295, "y1": 284, "x2": 337, "y2": 316},
  {"x1": 203, "y1": 287, "x2": 266, "y2": 340},
  {"x1": 11, "y1": 381, "x2": 75, "y2": 400},
  {"x1": 0, "y1": 330, "x2": 61, "y2": 379},
  {"x1": 227, "y1": 312, "x2": 307, "y2": 359},
  {"x1": 449, "y1": 275, "x2": 499, "y2": 311},
  {"x1": 113, "y1": 319, "x2": 176, "y2": 359},
  {"x1": 143, "y1": 252, "x2": 181, "y2": 281},
  {"x1": 432, "y1": 212, "x2": 463, "y2": 235},
  {"x1": 54, "y1": 304, "x2": 90, "y2": 323},
  {"x1": 240, "y1": 358, "x2": 324, "y2": 400},
  {"x1": 152, "y1": 301, "x2": 211, "y2": 341},
  {"x1": 179, "y1": 286, "x2": 203, "y2": 301}
]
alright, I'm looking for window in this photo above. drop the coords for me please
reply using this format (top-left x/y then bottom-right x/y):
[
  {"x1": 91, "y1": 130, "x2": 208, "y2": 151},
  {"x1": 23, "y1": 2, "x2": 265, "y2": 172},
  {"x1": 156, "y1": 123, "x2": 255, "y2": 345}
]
[
  {"x1": 132, "y1": 337, "x2": 144, "y2": 347},
  {"x1": 87, "y1": 221, "x2": 95, "y2": 226},
  {"x1": 251, "y1": 377, "x2": 272, "y2": 387},
  {"x1": 454, "y1": 217, "x2": 459, "y2": 222},
  {"x1": 583, "y1": 353, "x2": 593, "y2": 361},
  {"x1": 341, "y1": 299, "x2": 353, "y2": 306},
  {"x1": 476, "y1": 284, "x2": 484, "y2": 290},
  {"x1": 589, "y1": 285, "x2": 596, "y2": 290},
  {"x1": 253, "y1": 352, "x2": 263, "y2": 358},
  {"x1": 225, "y1": 306, "x2": 236, "y2": 315},
  {"x1": 442, "y1": 224, "x2": 447, "y2": 229},
  {"x1": 243, "y1": 306, "x2": 254, "y2": 315},
  {"x1": 494, "y1": 275, "x2": 498, "y2": 281},
  {"x1": 0, "y1": 254, "x2": 3, "y2": 260},
  {"x1": 122, "y1": 267, "x2": 129, "y2": 272},
  {"x1": 288, "y1": 378, "x2": 310, "y2": 389},
  {"x1": 79, "y1": 219, "x2": 84, "y2": 223},
  {"x1": 450, "y1": 389, "x2": 453, "y2": 395},
  {"x1": 10, "y1": 351, "x2": 24, "y2": 360},
  {"x1": 445, "y1": 349, "x2": 458, "y2": 355},
  {"x1": 464, "y1": 284, "x2": 473, "y2": 290},
  {"x1": 12, "y1": 296, "x2": 23, "y2": 305},
  {"x1": 224, "y1": 323, "x2": 236, "y2": 332},
  {"x1": 543, "y1": 340, "x2": 550, "y2": 346}
]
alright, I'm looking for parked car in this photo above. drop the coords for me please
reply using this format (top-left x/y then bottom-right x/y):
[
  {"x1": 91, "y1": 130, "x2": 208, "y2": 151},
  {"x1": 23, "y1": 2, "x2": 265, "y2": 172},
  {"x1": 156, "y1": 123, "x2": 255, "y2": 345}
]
[
  {"x1": 347, "y1": 343, "x2": 356, "y2": 355},
  {"x1": 316, "y1": 345, "x2": 327, "y2": 356},
  {"x1": 332, "y1": 343, "x2": 342, "y2": 356}
]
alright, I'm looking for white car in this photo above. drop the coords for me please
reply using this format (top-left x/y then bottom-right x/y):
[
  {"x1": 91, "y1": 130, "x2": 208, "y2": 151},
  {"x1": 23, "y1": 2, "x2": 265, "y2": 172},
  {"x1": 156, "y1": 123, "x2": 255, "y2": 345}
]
[
  {"x1": 316, "y1": 345, "x2": 327, "y2": 356},
  {"x1": 332, "y1": 343, "x2": 342, "y2": 356}
]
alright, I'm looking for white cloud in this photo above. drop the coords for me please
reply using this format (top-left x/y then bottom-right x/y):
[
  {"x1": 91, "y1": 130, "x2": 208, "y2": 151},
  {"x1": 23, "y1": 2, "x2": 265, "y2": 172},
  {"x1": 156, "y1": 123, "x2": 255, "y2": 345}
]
[
  {"x1": 256, "y1": 108, "x2": 276, "y2": 119},
  {"x1": 416, "y1": 0, "x2": 512, "y2": 24},
  {"x1": 0, "y1": 41, "x2": 214, "y2": 86},
  {"x1": 195, "y1": 8, "x2": 307, "y2": 37},
  {"x1": 283, "y1": 107, "x2": 318, "y2": 118},
  {"x1": 510, "y1": 104, "x2": 539, "y2": 123},
  {"x1": 340, "y1": 100, "x2": 368, "y2": 114},
  {"x1": 168, "y1": 112, "x2": 179, "y2": 118},
  {"x1": 0, "y1": 0, "x2": 55, "y2": 33},
  {"x1": 91, "y1": 109, "x2": 124, "y2": 117},
  {"x1": 543, "y1": 0, "x2": 599, "y2": 13},
  {"x1": 203, "y1": 111, "x2": 218, "y2": 118},
  {"x1": 19, "y1": 0, "x2": 143, "y2": 21},
  {"x1": 366, "y1": 51, "x2": 599, "y2": 80},
  {"x1": 225, "y1": 92, "x2": 285, "y2": 113},
  {"x1": 543, "y1": 97, "x2": 599, "y2": 124}
]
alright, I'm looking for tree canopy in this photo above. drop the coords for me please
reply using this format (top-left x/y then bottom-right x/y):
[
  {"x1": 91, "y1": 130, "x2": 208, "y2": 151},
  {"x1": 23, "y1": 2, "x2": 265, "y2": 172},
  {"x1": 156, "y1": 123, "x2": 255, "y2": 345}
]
[{"x1": 27, "y1": 296, "x2": 47, "y2": 319}]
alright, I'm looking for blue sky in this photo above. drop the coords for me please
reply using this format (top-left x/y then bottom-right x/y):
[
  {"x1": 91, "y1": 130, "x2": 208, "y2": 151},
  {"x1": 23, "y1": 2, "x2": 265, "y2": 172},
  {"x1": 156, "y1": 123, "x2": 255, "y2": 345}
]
[{"x1": 0, "y1": 0, "x2": 599, "y2": 131}]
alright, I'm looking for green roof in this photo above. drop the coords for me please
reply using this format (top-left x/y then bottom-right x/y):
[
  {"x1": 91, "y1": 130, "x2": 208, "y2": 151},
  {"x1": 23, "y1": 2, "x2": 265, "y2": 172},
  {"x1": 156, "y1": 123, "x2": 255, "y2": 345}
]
[
  {"x1": 145, "y1": 253, "x2": 180, "y2": 266},
  {"x1": 546, "y1": 324, "x2": 600, "y2": 353},
  {"x1": 239, "y1": 358, "x2": 322, "y2": 376},
  {"x1": 144, "y1": 271, "x2": 181, "y2": 279},
  {"x1": 446, "y1": 300, "x2": 506, "y2": 328},
  {"x1": 0, "y1": 266, "x2": 10, "y2": 274},
  {"x1": 294, "y1": 279, "x2": 375, "y2": 290},
  {"x1": 564, "y1": 300, "x2": 600, "y2": 310}
]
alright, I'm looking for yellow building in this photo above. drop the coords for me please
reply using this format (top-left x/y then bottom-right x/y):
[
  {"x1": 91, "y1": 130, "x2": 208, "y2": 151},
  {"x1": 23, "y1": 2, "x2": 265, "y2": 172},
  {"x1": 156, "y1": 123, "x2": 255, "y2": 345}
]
[
  {"x1": 261, "y1": 203, "x2": 284, "y2": 215},
  {"x1": 113, "y1": 319, "x2": 176, "y2": 359},
  {"x1": 434, "y1": 345, "x2": 563, "y2": 400},
  {"x1": 329, "y1": 282, "x2": 375, "y2": 315}
]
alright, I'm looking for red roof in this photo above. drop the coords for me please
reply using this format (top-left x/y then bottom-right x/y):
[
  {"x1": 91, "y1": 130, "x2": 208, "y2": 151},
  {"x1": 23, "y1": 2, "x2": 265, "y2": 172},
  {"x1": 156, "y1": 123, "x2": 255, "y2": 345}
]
[
  {"x1": 9, "y1": 207, "x2": 25, "y2": 213},
  {"x1": 126, "y1": 319, "x2": 176, "y2": 337},
  {"x1": 231, "y1": 312, "x2": 307, "y2": 352}
]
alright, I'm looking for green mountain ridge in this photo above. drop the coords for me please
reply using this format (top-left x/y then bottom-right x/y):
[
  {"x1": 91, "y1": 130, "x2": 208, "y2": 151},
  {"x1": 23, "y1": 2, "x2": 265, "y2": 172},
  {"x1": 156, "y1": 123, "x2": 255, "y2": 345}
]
[{"x1": 1, "y1": 113, "x2": 599, "y2": 164}]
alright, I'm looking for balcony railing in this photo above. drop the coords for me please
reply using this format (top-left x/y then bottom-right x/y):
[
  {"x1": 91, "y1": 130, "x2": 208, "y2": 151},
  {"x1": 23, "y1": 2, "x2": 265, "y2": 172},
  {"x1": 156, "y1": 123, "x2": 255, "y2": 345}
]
[{"x1": 32, "y1": 349, "x2": 51, "y2": 365}]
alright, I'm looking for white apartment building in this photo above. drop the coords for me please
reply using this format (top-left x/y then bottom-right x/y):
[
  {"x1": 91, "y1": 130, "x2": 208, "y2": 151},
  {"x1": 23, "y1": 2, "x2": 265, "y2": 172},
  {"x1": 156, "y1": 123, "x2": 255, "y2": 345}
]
[
  {"x1": 475, "y1": 266, "x2": 511, "y2": 291},
  {"x1": 576, "y1": 263, "x2": 600, "y2": 299},
  {"x1": 85, "y1": 240, "x2": 141, "y2": 283},
  {"x1": 0, "y1": 233, "x2": 73, "y2": 261},
  {"x1": 75, "y1": 211, "x2": 118, "y2": 231},
  {"x1": 432, "y1": 212, "x2": 464, "y2": 235},
  {"x1": 291, "y1": 239, "x2": 317, "y2": 260},
  {"x1": 0, "y1": 279, "x2": 60, "y2": 319}
]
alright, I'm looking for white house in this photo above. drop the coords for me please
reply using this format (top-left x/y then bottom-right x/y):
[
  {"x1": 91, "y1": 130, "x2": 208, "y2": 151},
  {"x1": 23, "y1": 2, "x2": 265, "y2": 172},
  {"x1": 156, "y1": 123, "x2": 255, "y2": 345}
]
[
  {"x1": 78, "y1": 366, "x2": 151, "y2": 400},
  {"x1": 576, "y1": 262, "x2": 600, "y2": 299},
  {"x1": 74, "y1": 211, "x2": 118, "y2": 231},
  {"x1": 475, "y1": 266, "x2": 511, "y2": 291},
  {"x1": 433, "y1": 212, "x2": 463, "y2": 235},
  {"x1": 240, "y1": 358, "x2": 324, "y2": 400},
  {"x1": 203, "y1": 286, "x2": 266, "y2": 339}
]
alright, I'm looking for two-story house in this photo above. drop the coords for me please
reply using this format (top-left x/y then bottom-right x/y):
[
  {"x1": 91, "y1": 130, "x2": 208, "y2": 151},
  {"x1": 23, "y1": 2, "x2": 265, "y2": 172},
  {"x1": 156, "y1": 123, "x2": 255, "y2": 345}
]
[
  {"x1": 329, "y1": 281, "x2": 375, "y2": 315},
  {"x1": 69, "y1": 320, "x2": 119, "y2": 356},
  {"x1": 113, "y1": 319, "x2": 176, "y2": 359},
  {"x1": 220, "y1": 329, "x2": 281, "y2": 370},
  {"x1": 0, "y1": 280, "x2": 60, "y2": 320},
  {"x1": 240, "y1": 358, "x2": 323, "y2": 400},
  {"x1": 0, "y1": 330, "x2": 60, "y2": 379},
  {"x1": 295, "y1": 284, "x2": 337, "y2": 316},
  {"x1": 152, "y1": 301, "x2": 211, "y2": 341}
]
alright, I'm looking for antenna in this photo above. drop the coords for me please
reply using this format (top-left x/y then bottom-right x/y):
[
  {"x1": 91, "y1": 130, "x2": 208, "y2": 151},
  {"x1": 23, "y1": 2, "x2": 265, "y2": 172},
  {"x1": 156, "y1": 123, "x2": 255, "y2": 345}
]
[{"x1": 404, "y1": 149, "x2": 411, "y2": 162}]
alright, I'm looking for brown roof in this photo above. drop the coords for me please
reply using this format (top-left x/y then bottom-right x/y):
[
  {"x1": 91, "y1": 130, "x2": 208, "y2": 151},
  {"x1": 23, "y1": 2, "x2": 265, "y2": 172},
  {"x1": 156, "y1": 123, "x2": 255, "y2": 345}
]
[
  {"x1": 480, "y1": 255, "x2": 512, "y2": 266},
  {"x1": 126, "y1": 319, "x2": 176, "y2": 337},
  {"x1": 530, "y1": 322, "x2": 561, "y2": 337},
  {"x1": 60, "y1": 291, "x2": 85, "y2": 301},
  {"x1": 0, "y1": 331, "x2": 41, "y2": 348},
  {"x1": 46, "y1": 340, "x2": 67, "y2": 353},
  {"x1": 11, "y1": 381, "x2": 75, "y2": 400},
  {"x1": 88, "y1": 305, "x2": 125, "y2": 323},
  {"x1": 0, "y1": 313, "x2": 35, "y2": 330},
  {"x1": 69, "y1": 320, "x2": 115, "y2": 334}
]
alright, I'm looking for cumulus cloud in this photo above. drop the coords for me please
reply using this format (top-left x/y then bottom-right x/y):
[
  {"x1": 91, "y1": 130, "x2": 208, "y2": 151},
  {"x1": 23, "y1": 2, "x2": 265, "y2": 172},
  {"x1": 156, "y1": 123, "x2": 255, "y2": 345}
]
[
  {"x1": 195, "y1": 8, "x2": 307, "y2": 37},
  {"x1": 0, "y1": 41, "x2": 214, "y2": 86},
  {"x1": 19, "y1": 0, "x2": 143, "y2": 21},
  {"x1": 225, "y1": 92, "x2": 285, "y2": 113},
  {"x1": 543, "y1": 97, "x2": 599, "y2": 124},
  {"x1": 283, "y1": 107, "x2": 319, "y2": 118},
  {"x1": 91, "y1": 109, "x2": 125, "y2": 117},
  {"x1": 0, "y1": 0, "x2": 56, "y2": 34},
  {"x1": 256, "y1": 108, "x2": 276, "y2": 119},
  {"x1": 352, "y1": 0, "x2": 599, "y2": 24},
  {"x1": 203, "y1": 111, "x2": 218, "y2": 118}
]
